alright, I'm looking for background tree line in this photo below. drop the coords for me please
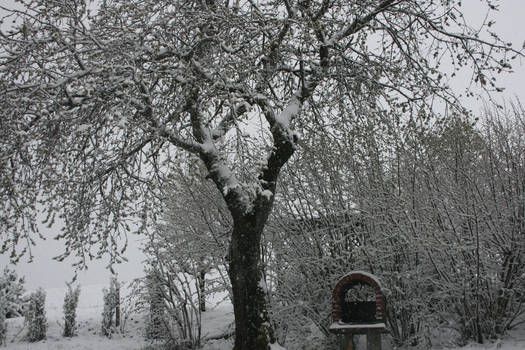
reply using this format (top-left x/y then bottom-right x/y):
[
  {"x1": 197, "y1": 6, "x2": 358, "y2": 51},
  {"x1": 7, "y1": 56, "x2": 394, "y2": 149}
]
[{"x1": 265, "y1": 102, "x2": 525, "y2": 349}]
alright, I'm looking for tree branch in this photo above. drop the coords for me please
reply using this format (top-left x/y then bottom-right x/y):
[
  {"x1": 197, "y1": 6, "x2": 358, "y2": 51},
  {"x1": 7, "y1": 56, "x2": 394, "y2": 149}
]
[
  {"x1": 327, "y1": 0, "x2": 398, "y2": 45},
  {"x1": 210, "y1": 102, "x2": 250, "y2": 140}
]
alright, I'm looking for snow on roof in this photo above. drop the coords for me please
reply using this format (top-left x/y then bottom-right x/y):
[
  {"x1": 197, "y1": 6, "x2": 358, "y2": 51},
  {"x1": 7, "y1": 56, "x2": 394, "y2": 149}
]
[{"x1": 335, "y1": 270, "x2": 382, "y2": 289}]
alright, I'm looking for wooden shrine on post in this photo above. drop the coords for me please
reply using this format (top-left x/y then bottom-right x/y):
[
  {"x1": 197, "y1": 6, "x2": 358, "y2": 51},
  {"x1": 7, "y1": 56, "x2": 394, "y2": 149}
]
[{"x1": 329, "y1": 271, "x2": 387, "y2": 350}]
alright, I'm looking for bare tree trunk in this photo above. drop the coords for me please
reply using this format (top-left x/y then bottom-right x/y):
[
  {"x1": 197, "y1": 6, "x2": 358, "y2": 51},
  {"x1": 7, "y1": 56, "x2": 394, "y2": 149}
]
[
  {"x1": 115, "y1": 282, "x2": 121, "y2": 328},
  {"x1": 198, "y1": 270, "x2": 206, "y2": 313},
  {"x1": 228, "y1": 211, "x2": 274, "y2": 350}
]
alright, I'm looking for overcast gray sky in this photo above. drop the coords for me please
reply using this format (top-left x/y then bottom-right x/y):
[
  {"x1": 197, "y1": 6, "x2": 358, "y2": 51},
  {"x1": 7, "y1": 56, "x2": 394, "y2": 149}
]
[{"x1": 1, "y1": 1, "x2": 524, "y2": 290}]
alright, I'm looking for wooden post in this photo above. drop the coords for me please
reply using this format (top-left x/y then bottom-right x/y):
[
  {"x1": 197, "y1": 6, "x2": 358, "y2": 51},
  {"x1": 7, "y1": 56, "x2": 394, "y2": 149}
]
[
  {"x1": 198, "y1": 270, "x2": 206, "y2": 312},
  {"x1": 341, "y1": 334, "x2": 354, "y2": 350},
  {"x1": 367, "y1": 329, "x2": 381, "y2": 350}
]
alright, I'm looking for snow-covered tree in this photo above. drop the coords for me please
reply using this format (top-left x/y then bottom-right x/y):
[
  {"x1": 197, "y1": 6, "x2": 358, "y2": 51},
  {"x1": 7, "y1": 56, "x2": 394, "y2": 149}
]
[
  {"x1": 24, "y1": 288, "x2": 47, "y2": 342},
  {"x1": 1, "y1": 1, "x2": 522, "y2": 348},
  {"x1": 0, "y1": 294, "x2": 6, "y2": 346},
  {"x1": 155, "y1": 161, "x2": 233, "y2": 311},
  {"x1": 0, "y1": 268, "x2": 25, "y2": 319},
  {"x1": 63, "y1": 283, "x2": 81, "y2": 337},
  {"x1": 101, "y1": 277, "x2": 120, "y2": 338},
  {"x1": 144, "y1": 271, "x2": 168, "y2": 341}
]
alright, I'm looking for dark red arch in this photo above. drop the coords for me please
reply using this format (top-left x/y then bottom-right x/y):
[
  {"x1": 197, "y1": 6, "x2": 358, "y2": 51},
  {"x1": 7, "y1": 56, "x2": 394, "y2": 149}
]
[{"x1": 331, "y1": 271, "x2": 386, "y2": 325}]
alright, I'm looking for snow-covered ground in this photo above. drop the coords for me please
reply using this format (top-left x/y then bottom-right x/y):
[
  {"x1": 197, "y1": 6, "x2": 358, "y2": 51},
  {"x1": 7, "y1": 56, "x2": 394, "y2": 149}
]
[
  {"x1": 4, "y1": 283, "x2": 146, "y2": 349},
  {"x1": 4, "y1": 283, "x2": 234, "y2": 350},
  {"x1": 3, "y1": 283, "x2": 525, "y2": 350},
  {"x1": 444, "y1": 330, "x2": 525, "y2": 350}
]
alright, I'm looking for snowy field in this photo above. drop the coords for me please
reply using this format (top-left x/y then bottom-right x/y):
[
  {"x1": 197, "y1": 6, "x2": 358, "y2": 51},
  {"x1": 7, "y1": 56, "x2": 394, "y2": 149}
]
[
  {"x1": 3, "y1": 283, "x2": 235, "y2": 350},
  {"x1": 3, "y1": 283, "x2": 525, "y2": 350}
]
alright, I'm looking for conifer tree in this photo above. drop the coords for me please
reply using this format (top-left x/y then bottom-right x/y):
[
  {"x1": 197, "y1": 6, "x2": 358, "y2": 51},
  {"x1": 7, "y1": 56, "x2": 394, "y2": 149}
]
[
  {"x1": 63, "y1": 284, "x2": 81, "y2": 337},
  {"x1": 0, "y1": 294, "x2": 7, "y2": 346},
  {"x1": 0, "y1": 268, "x2": 25, "y2": 319},
  {"x1": 145, "y1": 271, "x2": 167, "y2": 340},
  {"x1": 101, "y1": 277, "x2": 119, "y2": 337},
  {"x1": 24, "y1": 288, "x2": 47, "y2": 342}
]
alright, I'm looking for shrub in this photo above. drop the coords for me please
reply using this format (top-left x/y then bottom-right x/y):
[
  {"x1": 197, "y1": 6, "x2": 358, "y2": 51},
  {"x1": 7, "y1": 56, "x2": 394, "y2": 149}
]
[
  {"x1": 0, "y1": 267, "x2": 26, "y2": 319},
  {"x1": 101, "y1": 277, "x2": 120, "y2": 337},
  {"x1": 24, "y1": 288, "x2": 47, "y2": 342},
  {"x1": 63, "y1": 284, "x2": 81, "y2": 337}
]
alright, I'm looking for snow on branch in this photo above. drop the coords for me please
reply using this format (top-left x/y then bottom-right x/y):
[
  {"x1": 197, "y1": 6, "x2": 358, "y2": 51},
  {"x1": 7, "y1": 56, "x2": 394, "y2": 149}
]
[
  {"x1": 276, "y1": 96, "x2": 301, "y2": 131},
  {"x1": 210, "y1": 101, "x2": 251, "y2": 140}
]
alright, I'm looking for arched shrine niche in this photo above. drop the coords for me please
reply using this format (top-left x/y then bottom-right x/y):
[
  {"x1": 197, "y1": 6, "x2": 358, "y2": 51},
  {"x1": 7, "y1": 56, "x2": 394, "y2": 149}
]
[
  {"x1": 330, "y1": 271, "x2": 386, "y2": 331},
  {"x1": 342, "y1": 282, "x2": 377, "y2": 323}
]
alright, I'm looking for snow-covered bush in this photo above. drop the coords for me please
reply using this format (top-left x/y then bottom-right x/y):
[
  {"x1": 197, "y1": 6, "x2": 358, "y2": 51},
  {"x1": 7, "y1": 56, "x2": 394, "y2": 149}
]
[
  {"x1": 0, "y1": 267, "x2": 26, "y2": 319},
  {"x1": 24, "y1": 288, "x2": 47, "y2": 342},
  {"x1": 101, "y1": 277, "x2": 120, "y2": 337},
  {"x1": 267, "y1": 103, "x2": 525, "y2": 348},
  {"x1": 63, "y1": 284, "x2": 81, "y2": 337}
]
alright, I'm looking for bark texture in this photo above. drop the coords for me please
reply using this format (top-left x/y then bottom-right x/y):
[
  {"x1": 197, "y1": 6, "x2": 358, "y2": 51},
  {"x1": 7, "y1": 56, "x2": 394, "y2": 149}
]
[{"x1": 229, "y1": 212, "x2": 275, "y2": 350}]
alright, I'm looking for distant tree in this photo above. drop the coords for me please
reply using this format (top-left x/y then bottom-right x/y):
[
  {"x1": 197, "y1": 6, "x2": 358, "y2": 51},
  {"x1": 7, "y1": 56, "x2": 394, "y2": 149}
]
[
  {"x1": 1, "y1": 1, "x2": 522, "y2": 348},
  {"x1": 24, "y1": 288, "x2": 47, "y2": 342},
  {"x1": 62, "y1": 283, "x2": 81, "y2": 337},
  {"x1": 155, "y1": 161, "x2": 233, "y2": 312}
]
